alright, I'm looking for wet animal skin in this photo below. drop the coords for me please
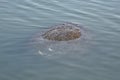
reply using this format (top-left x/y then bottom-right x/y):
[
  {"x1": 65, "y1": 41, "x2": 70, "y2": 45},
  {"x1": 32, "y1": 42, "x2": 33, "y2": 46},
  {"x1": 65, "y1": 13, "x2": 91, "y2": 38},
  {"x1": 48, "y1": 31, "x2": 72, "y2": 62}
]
[{"x1": 42, "y1": 22, "x2": 81, "y2": 41}]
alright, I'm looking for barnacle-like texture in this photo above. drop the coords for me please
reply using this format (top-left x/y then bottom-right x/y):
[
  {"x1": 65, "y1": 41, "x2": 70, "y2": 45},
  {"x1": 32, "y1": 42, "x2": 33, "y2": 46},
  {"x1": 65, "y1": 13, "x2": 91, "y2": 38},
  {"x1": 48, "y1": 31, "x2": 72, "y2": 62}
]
[{"x1": 42, "y1": 22, "x2": 81, "y2": 41}]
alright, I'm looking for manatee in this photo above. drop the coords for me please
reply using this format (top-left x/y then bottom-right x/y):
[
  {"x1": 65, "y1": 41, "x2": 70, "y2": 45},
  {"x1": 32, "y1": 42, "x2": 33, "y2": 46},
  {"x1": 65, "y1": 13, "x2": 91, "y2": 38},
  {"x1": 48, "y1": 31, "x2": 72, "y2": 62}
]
[
  {"x1": 31, "y1": 22, "x2": 90, "y2": 56},
  {"x1": 42, "y1": 22, "x2": 81, "y2": 41}
]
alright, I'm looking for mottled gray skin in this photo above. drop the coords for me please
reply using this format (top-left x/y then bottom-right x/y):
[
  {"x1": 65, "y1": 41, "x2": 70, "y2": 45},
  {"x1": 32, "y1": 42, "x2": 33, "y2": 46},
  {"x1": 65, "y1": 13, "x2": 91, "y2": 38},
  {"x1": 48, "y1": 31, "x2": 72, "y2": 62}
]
[{"x1": 42, "y1": 22, "x2": 81, "y2": 41}]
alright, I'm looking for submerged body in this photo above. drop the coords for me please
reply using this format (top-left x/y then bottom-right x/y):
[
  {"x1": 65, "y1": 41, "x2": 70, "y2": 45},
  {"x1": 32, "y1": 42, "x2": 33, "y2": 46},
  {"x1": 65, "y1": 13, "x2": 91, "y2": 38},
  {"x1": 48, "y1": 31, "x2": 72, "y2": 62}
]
[
  {"x1": 42, "y1": 22, "x2": 81, "y2": 41},
  {"x1": 32, "y1": 22, "x2": 89, "y2": 56}
]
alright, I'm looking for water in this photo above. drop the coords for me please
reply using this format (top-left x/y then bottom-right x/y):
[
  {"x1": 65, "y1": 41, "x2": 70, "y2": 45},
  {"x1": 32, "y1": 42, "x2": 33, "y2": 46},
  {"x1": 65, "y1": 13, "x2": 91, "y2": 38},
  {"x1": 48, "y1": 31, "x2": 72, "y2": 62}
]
[{"x1": 0, "y1": 0, "x2": 120, "y2": 80}]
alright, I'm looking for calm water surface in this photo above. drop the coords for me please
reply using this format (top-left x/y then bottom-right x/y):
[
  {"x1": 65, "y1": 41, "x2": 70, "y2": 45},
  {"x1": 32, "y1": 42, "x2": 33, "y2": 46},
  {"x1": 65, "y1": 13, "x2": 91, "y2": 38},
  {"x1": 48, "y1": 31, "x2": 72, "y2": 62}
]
[{"x1": 0, "y1": 0, "x2": 120, "y2": 80}]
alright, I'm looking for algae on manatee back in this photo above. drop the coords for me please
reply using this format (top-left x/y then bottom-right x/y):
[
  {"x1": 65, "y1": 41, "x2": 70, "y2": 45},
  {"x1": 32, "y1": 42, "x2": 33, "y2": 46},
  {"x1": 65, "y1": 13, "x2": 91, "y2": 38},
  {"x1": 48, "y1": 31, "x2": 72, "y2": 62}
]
[{"x1": 42, "y1": 22, "x2": 81, "y2": 41}]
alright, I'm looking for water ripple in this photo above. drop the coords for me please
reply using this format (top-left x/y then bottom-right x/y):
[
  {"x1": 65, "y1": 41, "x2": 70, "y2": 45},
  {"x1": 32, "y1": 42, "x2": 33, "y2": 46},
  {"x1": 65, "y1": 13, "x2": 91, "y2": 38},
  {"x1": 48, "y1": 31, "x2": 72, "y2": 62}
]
[{"x1": 0, "y1": 0, "x2": 120, "y2": 80}]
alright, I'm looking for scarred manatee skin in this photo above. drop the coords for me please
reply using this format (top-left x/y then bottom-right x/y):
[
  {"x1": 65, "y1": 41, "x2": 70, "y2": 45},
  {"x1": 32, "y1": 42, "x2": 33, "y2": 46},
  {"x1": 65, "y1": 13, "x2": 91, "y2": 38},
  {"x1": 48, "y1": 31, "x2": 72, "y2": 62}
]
[{"x1": 42, "y1": 22, "x2": 81, "y2": 41}]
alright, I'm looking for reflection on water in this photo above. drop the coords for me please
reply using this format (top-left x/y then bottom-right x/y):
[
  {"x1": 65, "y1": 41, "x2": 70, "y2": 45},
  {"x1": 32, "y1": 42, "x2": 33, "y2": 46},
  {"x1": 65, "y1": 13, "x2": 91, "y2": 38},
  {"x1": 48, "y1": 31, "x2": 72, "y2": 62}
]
[{"x1": 0, "y1": 0, "x2": 120, "y2": 80}]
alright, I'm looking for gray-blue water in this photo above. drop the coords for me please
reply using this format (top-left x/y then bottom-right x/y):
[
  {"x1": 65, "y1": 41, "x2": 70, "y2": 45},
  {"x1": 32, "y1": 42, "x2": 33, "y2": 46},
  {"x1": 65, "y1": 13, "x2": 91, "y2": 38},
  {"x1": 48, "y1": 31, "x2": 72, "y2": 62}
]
[{"x1": 0, "y1": 0, "x2": 120, "y2": 80}]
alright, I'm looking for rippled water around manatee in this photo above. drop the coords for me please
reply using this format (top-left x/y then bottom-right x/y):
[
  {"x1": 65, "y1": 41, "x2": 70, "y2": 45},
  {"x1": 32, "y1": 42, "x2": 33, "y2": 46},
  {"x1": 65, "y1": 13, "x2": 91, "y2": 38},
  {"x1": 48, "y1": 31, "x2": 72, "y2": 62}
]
[{"x1": 0, "y1": 0, "x2": 120, "y2": 80}]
